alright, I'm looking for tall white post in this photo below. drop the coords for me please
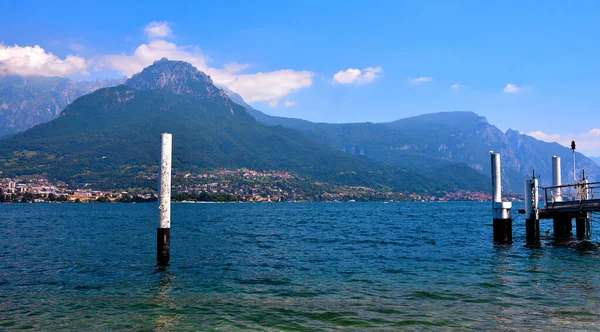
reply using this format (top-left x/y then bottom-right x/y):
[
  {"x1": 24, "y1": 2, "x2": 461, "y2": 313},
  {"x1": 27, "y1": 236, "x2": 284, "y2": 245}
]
[
  {"x1": 159, "y1": 133, "x2": 172, "y2": 229},
  {"x1": 491, "y1": 153, "x2": 502, "y2": 203},
  {"x1": 490, "y1": 152, "x2": 512, "y2": 243},
  {"x1": 157, "y1": 133, "x2": 172, "y2": 265},
  {"x1": 573, "y1": 151, "x2": 576, "y2": 184},
  {"x1": 571, "y1": 140, "x2": 577, "y2": 184},
  {"x1": 552, "y1": 156, "x2": 562, "y2": 202},
  {"x1": 524, "y1": 177, "x2": 540, "y2": 244}
]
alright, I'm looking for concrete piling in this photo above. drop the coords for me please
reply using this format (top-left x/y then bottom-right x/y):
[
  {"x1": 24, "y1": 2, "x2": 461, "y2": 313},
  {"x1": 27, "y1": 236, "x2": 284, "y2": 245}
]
[{"x1": 157, "y1": 133, "x2": 172, "y2": 266}]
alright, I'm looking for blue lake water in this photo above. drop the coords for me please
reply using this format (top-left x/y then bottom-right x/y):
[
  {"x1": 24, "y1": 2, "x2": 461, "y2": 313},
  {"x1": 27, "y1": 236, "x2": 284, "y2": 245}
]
[{"x1": 1, "y1": 202, "x2": 600, "y2": 330}]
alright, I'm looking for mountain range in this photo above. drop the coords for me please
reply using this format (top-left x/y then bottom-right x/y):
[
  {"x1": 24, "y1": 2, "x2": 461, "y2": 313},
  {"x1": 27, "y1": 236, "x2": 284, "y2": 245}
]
[
  {"x1": 0, "y1": 58, "x2": 597, "y2": 194},
  {"x1": 229, "y1": 93, "x2": 600, "y2": 192},
  {"x1": 0, "y1": 59, "x2": 488, "y2": 192},
  {"x1": 0, "y1": 75, "x2": 125, "y2": 137}
]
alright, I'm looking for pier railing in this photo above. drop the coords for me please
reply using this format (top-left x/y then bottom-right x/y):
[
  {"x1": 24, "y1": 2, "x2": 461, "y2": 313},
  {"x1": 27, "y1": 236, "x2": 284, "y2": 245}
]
[{"x1": 540, "y1": 181, "x2": 600, "y2": 211}]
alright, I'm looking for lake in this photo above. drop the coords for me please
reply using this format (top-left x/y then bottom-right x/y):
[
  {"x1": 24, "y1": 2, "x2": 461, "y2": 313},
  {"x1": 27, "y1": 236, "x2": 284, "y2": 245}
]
[{"x1": 1, "y1": 202, "x2": 600, "y2": 330}]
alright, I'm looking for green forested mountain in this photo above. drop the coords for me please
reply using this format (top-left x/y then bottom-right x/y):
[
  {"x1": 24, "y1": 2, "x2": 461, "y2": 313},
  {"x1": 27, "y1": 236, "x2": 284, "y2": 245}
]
[
  {"x1": 237, "y1": 99, "x2": 600, "y2": 193},
  {"x1": 0, "y1": 59, "x2": 490, "y2": 192}
]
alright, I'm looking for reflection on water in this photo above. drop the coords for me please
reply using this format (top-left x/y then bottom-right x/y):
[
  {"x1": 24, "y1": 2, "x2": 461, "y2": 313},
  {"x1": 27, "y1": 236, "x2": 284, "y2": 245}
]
[
  {"x1": 2, "y1": 202, "x2": 600, "y2": 330},
  {"x1": 150, "y1": 268, "x2": 177, "y2": 331}
]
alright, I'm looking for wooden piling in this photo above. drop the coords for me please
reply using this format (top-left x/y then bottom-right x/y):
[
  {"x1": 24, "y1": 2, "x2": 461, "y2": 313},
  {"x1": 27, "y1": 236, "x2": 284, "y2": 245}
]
[
  {"x1": 576, "y1": 213, "x2": 591, "y2": 239},
  {"x1": 553, "y1": 216, "x2": 572, "y2": 241}
]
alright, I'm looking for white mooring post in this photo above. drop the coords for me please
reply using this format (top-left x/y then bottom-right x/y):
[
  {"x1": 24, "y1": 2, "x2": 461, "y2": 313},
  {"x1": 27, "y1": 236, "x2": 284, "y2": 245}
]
[
  {"x1": 552, "y1": 156, "x2": 562, "y2": 202},
  {"x1": 524, "y1": 176, "x2": 540, "y2": 244},
  {"x1": 571, "y1": 141, "x2": 577, "y2": 188},
  {"x1": 490, "y1": 152, "x2": 512, "y2": 243},
  {"x1": 157, "y1": 133, "x2": 172, "y2": 265},
  {"x1": 491, "y1": 153, "x2": 502, "y2": 204}
]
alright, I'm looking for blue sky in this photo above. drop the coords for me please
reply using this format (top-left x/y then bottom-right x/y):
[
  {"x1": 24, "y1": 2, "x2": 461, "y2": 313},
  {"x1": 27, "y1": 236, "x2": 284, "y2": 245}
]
[{"x1": 2, "y1": 1, "x2": 600, "y2": 155}]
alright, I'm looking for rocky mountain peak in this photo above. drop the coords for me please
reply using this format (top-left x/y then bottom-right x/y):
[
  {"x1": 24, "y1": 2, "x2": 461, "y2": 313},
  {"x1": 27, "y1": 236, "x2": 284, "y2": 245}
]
[
  {"x1": 126, "y1": 59, "x2": 214, "y2": 95},
  {"x1": 125, "y1": 59, "x2": 234, "y2": 113}
]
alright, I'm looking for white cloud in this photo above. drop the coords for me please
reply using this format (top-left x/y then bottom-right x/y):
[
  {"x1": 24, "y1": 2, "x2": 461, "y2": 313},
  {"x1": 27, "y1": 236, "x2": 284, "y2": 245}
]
[
  {"x1": 527, "y1": 131, "x2": 562, "y2": 143},
  {"x1": 581, "y1": 128, "x2": 600, "y2": 138},
  {"x1": 333, "y1": 66, "x2": 383, "y2": 84},
  {"x1": 283, "y1": 100, "x2": 296, "y2": 107},
  {"x1": 333, "y1": 68, "x2": 360, "y2": 84},
  {"x1": 527, "y1": 129, "x2": 600, "y2": 156},
  {"x1": 144, "y1": 21, "x2": 173, "y2": 38},
  {"x1": 224, "y1": 70, "x2": 313, "y2": 104},
  {"x1": 100, "y1": 40, "x2": 209, "y2": 77},
  {"x1": 100, "y1": 39, "x2": 313, "y2": 105},
  {"x1": 0, "y1": 44, "x2": 90, "y2": 77},
  {"x1": 451, "y1": 83, "x2": 463, "y2": 89},
  {"x1": 408, "y1": 76, "x2": 432, "y2": 84},
  {"x1": 503, "y1": 83, "x2": 521, "y2": 93}
]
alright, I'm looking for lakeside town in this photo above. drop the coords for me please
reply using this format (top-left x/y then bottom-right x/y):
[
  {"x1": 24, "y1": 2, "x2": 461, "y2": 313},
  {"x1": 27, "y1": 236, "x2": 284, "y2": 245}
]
[{"x1": 0, "y1": 168, "x2": 523, "y2": 203}]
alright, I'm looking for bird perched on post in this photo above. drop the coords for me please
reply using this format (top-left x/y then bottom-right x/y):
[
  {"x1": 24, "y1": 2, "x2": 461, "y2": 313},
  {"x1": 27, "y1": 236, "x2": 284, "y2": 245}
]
[{"x1": 545, "y1": 229, "x2": 551, "y2": 237}]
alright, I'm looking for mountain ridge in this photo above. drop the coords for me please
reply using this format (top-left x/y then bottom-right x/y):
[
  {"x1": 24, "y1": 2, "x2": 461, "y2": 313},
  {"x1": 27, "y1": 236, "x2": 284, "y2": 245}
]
[{"x1": 235, "y1": 98, "x2": 600, "y2": 193}]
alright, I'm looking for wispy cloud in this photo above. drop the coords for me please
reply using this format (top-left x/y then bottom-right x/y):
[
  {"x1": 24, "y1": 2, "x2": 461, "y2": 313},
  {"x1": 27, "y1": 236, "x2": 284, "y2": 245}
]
[
  {"x1": 333, "y1": 66, "x2": 383, "y2": 84},
  {"x1": 283, "y1": 100, "x2": 296, "y2": 107},
  {"x1": 503, "y1": 83, "x2": 521, "y2": 93},
  {"x1": 451, "y1": 83, "x2": 463, "y2": 89},
  {"x1": 408, "y1": 76, "x2": 432, "y2": 84},
  {"x1": 144, "y1": 21, "x2": 173, "y2": 39},
  {"x1": 527, "y1": 129, "x2": 600, "y2": 156},
  {"x1": 68, "y1": 43, "x2": 85, "y2": 53},
  {"x1": 0, "y1": 43, "x2": 90, "y2": 77}
]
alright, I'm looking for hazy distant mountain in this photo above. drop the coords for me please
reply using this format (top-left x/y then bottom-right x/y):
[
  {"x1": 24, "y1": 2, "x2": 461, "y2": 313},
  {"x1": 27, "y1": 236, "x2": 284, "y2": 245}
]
[
  {"x1": 589, "y1": 156, "x2": 600, "y2": 167},
  {"x1": 235, "y1": 99, "x2": 600, "y2": 193},
  {"x1": 0, "y1": 59, "x2": 490, "y2": 192},
  {"x1": 0, "y1": 75, "x2": 125, "y2": 137}
]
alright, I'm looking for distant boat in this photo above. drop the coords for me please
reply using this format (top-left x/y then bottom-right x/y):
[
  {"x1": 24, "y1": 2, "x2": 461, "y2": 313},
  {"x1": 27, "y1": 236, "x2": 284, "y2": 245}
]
[{"x1": 349, "y1": 199, "x2": 356, "y2": 202}]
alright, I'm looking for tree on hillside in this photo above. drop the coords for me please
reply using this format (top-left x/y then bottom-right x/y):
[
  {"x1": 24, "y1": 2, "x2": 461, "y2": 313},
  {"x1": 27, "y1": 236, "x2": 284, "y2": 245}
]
[{"x1": 22, "y1": 192, "x2": 34, "y2": 202}]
